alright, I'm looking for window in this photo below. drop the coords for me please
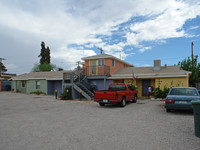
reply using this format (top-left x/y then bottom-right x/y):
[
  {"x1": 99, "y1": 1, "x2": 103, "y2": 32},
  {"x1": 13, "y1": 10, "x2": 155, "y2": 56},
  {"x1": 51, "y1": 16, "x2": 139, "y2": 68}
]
[
  {"x1": 112, "y1": 59, "x2": 116, "y2": 67},
  {"x1": 169, "y1": 88, "x2": 198, "y2": 96},
  {"x1": 98, "y1": 59, "x2": 104, "y2": 66},
  {"x1": 109, "y1": 84, "x2": 126, "y2": 90},
  {"x1": 36, "y1": 81, "x2": 40, "y2": 89},
  {"x1": 21, "y1": 81, "x2": 26, "y2": 88}
]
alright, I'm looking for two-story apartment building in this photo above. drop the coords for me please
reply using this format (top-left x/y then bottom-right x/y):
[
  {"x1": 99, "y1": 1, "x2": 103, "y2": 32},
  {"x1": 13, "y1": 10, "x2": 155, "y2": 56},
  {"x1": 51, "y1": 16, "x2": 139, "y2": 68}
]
[
  {"x1": 82, "y1": 53, "x2": 133, "y2": 76},
  {"x1": 63, "y1": 53, "x2": 133, "y2": 100},
  {"x1": 81, "y1": 53, "x2": 133, "y2": 88}
]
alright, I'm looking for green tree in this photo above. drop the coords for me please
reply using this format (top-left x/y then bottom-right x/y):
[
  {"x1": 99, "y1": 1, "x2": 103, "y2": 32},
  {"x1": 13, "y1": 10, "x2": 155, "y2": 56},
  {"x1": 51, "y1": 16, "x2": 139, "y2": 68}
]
[
  {"x1": 38, "y1": 63, "x2": 53, "y2": 72},
  {"x1": 0, "y1": 62, "x2": 7, "y2": 72},
  {"x1": 31, "y1": 62, "x2": 61, "y2": 72},
  {"x1": 38, "y1": 41, "x2": 51, "y2": 64},
  {"x1": 46, "y1": 46, "x2": 50, "y2": 64},
  {"x1": 32, "y1": 42, "x2": 62, "y2": 72},
  {"x1": 178, "y1": 55, "x2": 200, "y2": 86}
]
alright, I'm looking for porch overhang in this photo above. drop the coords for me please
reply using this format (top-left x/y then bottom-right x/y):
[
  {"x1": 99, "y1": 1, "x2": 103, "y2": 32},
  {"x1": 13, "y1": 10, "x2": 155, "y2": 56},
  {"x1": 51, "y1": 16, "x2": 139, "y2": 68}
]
[{"x1": 108, "y1": 72, "x2": 190, "y2": 80}]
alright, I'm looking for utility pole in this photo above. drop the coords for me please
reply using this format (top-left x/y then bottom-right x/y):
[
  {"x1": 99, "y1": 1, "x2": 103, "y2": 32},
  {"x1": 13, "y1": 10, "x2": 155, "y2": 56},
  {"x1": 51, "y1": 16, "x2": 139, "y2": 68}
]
[
  {"x1": 76, "y1": 61, "x2": 81, "y2": 70},
  {"x1": 0, "y1": 58, "x2": 5, "y2": 77},
  {"x1": 191, "y1": 41, "x2": 194, "y2": 68}
]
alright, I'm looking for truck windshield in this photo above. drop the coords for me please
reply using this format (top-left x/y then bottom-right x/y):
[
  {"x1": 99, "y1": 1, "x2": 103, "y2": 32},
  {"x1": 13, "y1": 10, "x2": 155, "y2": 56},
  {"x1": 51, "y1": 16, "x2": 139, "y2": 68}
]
[
  {"x1": 169, "y1": 88, "x2": 198, "y2": 96},
  {"x1": 109, "y1": 85, "x2": 126, "y2": 90}
]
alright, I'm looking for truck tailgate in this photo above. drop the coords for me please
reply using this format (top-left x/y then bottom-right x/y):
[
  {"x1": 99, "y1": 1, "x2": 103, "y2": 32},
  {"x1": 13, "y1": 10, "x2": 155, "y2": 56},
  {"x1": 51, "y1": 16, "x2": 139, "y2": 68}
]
[{"x1": 94, "y1": 91, "x2": 117, "y2": 100}]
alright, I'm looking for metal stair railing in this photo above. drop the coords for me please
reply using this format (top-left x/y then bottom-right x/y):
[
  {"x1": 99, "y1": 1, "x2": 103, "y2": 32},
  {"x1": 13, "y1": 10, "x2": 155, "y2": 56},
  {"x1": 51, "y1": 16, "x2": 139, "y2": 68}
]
[
  {"x1": 73, "y1": 83, "x2": 93, "y2": 100},
  {"x1": 77, "y1": 83, "x2": 94, "y2": 97},
  {"x1": 71, "y1": 69, "x2": 94, "y2": 100}
]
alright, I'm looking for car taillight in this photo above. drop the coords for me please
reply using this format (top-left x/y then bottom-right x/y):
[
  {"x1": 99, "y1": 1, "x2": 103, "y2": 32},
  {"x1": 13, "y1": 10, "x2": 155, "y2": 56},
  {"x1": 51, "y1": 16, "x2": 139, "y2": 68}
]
[{"x1": 165, "y1": 100, "x2": 174, "y2": 104}]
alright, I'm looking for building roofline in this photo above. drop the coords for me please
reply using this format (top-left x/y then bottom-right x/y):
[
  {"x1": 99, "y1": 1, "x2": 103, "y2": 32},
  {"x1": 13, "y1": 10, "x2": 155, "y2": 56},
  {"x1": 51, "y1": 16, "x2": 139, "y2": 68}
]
[
  {"x1": 81, "y1": 53, "x2": 134, "y2": 67},
  {"x1": 11, "y1": 70, "x2": 73, "y2": 81},
  {"x1": 108, "y1": 72, "x2": 190, "y2": 79}
]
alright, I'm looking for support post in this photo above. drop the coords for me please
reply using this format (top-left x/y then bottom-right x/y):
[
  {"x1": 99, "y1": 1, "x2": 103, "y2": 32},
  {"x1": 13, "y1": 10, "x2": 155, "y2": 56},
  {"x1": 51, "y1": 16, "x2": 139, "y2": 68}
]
[
  {"x1": 55, "y1": 89, "x2": 57, "y2": 99},
  {"x1": 80, "y1": 90, "x2": 82, "y2": 100},
  {"x1": 104, "y1": 78, "x2": 106, "y2": 90}
]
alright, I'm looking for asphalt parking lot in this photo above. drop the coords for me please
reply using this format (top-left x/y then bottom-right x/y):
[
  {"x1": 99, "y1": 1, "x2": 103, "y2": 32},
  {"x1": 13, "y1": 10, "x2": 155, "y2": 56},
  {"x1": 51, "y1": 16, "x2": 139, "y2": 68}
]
[{"x1": 0, "y1": 92, "x2": 200, "y2": 150}]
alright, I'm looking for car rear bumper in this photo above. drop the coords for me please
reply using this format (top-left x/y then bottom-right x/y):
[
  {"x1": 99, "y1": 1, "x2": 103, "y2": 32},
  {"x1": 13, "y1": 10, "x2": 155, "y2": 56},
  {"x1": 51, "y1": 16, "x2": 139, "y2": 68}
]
[
  {"x1": 95, "y1": 99, "x2": 120, "y2": 104},
  {"x1": 165, "y1": 103, "x2": 193, "y2": 110}
]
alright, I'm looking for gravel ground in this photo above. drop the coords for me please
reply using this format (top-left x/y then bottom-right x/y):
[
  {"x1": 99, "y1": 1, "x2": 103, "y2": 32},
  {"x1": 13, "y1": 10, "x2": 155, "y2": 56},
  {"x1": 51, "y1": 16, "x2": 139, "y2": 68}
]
[{"x1": 0, "y1": 92, "x2": 200, "y2": 150}]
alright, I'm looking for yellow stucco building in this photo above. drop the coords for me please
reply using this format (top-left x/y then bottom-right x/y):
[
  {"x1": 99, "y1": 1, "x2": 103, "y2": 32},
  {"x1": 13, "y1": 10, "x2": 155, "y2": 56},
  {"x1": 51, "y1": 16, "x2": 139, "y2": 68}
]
[{"x1": 109, "y1": 60, "x2": 191, "y2": 98}]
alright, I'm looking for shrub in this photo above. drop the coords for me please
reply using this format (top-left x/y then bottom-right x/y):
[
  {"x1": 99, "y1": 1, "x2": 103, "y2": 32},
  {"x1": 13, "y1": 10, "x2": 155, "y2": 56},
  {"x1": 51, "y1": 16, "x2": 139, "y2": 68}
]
[
  {"x1": 30, "y1": 90, "x2": 46, "y2": 95},
  {"x1": 153, "y1": 87, "x2": 163, "y2": 99},
  {"x1": 59, "y1": 88, "x2": 71, "y2": 100},
  {"x1": 162, "y1": 87, "x2": 170, "y2": 99},
  {"x1": 130, "y1": 84, "x2": 136, "y2": 90},
  {"x1": 153, "y1": 87, "x2": 170, "y2": 99}
]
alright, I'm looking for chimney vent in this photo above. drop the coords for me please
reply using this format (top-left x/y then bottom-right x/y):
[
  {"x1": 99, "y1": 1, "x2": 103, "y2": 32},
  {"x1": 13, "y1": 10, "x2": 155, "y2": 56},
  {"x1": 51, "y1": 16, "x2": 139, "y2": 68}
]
[{"x1": 153, "y1": 60, "x2": 161, "y2": 71}]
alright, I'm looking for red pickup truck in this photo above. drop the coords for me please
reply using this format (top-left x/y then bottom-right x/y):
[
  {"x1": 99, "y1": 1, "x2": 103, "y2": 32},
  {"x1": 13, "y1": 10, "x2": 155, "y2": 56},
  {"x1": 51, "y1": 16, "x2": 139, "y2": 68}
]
[{"x1": 94, "y1": 83, "x2": 137, "y2": 107}]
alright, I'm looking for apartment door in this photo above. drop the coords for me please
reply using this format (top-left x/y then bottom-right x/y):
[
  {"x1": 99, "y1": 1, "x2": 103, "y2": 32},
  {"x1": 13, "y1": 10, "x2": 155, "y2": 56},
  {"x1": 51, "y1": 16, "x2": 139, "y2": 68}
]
[{"x1": 142, "y1": 80, "x2": 151, "y2": 96}]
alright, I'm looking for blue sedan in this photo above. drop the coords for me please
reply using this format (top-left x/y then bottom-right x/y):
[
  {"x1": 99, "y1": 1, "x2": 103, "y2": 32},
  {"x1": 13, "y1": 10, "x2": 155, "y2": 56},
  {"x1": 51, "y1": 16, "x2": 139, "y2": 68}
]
[{"x1": 165, "y1": 87, "x2": 200, "y2": 112}]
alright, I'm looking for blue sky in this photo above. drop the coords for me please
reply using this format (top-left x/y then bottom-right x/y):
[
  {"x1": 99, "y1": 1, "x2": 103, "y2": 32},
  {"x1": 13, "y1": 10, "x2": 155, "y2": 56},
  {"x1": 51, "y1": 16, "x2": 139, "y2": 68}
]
[{"x1": 0, "y1": 0, "x2": 200, "y2": 74}]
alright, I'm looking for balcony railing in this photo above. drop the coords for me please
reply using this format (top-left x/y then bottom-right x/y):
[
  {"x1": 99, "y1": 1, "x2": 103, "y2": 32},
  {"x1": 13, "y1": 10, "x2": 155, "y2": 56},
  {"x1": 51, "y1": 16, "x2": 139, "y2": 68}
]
[{"x1": 83, "y1": 65, "x2": 110, "y2": 76}]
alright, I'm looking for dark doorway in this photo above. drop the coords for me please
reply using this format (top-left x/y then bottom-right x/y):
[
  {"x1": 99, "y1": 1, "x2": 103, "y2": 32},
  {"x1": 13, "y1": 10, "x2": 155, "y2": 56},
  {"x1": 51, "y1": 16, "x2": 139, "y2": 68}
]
[{"x1": 142, "y1": 80, "x2": 151, "y2": 96}]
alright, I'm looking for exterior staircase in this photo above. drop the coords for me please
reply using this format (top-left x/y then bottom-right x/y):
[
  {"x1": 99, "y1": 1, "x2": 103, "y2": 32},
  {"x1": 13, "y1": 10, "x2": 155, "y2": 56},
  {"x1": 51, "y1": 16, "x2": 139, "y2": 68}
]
[
  {"x1": 72, "y1": 83, "x2": 94, "y2": 100},
  {"x1": 72, "y1": 70, "x2": 94, "y2": 100}
]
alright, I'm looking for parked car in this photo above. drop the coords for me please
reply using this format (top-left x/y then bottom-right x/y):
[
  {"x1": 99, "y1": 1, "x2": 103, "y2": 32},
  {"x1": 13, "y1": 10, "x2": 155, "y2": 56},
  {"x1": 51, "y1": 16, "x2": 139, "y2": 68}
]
[
  {"x1": 165, "y1": 87, "x2": 200, "y2": 112},
  {"x1": 94, "y1": 83, "x2": 137, "y2": 107}
]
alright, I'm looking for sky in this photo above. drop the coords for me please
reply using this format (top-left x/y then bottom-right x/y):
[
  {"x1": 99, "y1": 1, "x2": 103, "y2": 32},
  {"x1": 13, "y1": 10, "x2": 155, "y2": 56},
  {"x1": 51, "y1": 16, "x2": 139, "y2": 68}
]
[{"x1": 0, "y1": 0, "x2": 200, "y2": 75}]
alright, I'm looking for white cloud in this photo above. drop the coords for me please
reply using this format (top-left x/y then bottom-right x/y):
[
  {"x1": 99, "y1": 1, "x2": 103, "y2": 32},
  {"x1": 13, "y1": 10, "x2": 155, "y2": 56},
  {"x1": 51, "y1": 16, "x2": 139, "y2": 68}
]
[
  {"x1": 139, "y1": 46, "x2": 152, "y2": 53},
  {"x1": 110, "y1": 52, "x2": 129, "y2": 60},
  {"x1": 0, "y1": 0, "x2": 200, "y2": 74},
  {"x1": 126, "y1": 0, "x2": 200, "y2": 47},
  {"x1": 142, "y1": 64, "x2": 152, "y2": 67},
  {"x1": 189, "y1": 26, "x2": 200, "y2": 30},
  {"x1": 51, "y1": 46, "x2": 96, "y2": 69},
  {"x1": 103, "y1": 43, "x2": 123, "y2": 52}
]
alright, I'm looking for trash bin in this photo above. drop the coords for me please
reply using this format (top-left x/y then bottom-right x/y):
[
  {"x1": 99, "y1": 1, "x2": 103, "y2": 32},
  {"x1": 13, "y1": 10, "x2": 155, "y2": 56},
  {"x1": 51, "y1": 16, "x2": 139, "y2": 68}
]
[{"x1": 191, "y1": 100, "x2": 200, "y2": 138}]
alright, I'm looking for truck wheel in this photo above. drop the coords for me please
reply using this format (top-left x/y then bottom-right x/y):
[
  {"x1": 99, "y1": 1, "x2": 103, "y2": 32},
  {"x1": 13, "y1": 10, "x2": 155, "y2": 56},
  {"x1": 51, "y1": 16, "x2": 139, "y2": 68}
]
[
  {"x1": 99, "y1": 103, "x2": 105, "y2": 106},
  {"x1": 120, "y1": 97, "x2": 126, "y2": 107},
  {"x1": 132, "y1": 95, "x2": 137, "y2": 103}
]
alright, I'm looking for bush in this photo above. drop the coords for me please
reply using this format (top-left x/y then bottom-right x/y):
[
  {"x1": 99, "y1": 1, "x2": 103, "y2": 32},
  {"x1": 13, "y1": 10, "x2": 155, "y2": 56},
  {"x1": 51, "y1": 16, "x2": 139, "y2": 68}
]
[
  {"x1": 129, "y1": 84, "x2": 136, "y2": 90},
  {"x1": 153, "y1": 87, "x2": 170, "y2": 99},
  {"x1": 30, "y1": 90, "x2": 46, "y2": 95},
  {"x1": 59, "y1": 88, "x2": 71, "y2": 100},
  {"x1": 162, "y1": 87, "x2": 170, "y2": 99},
  {"x1": 153, "y1": 87, "x2": 163, "y2": 99}
]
